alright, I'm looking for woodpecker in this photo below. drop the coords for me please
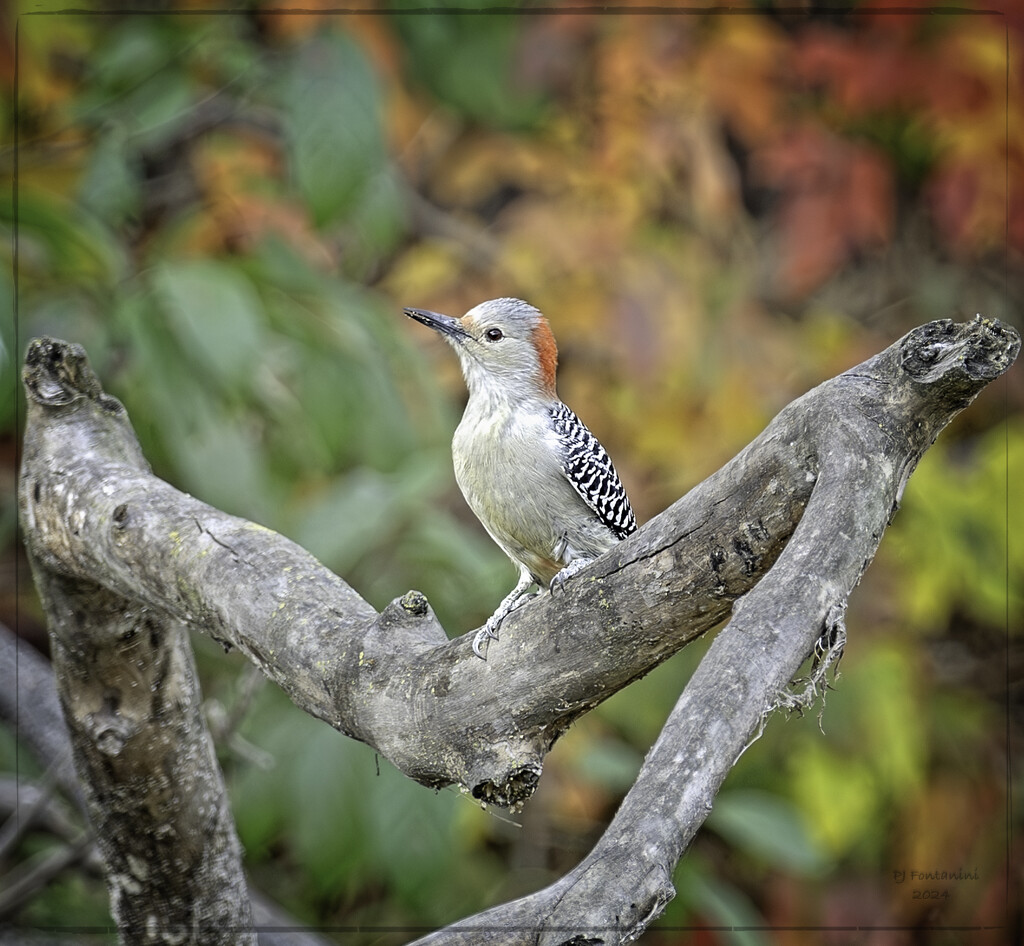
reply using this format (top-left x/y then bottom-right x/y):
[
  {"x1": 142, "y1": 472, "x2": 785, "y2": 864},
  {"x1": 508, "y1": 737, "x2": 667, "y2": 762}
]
[{"x1": 404, "y1": 298, "x2": 637, "y2": 658}]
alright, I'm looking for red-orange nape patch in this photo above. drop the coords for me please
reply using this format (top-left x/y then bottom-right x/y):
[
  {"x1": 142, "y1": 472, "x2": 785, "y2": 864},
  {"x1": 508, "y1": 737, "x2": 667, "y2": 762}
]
[{"x1": 532, "y1": 318, "x2": 559, "y2": 397}]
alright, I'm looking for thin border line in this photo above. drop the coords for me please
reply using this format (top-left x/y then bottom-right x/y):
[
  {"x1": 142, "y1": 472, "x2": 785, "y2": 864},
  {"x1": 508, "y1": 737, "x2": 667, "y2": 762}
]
[
  {"x1": 15, "y1": 5, "x2": 1006, "y2": 15},
  {"x1": 11, "y1": 5, "x2": 21, "y2": 851},
  {"x1": 9, "y1": 2, "x2": 1015, "y2": 939},
  {"x1": 22, "y1": 922, "x2": 1014, "y2": 934},
  {"x1": 1003, "y1": 13, "x2": 1013, "y2": 920}
]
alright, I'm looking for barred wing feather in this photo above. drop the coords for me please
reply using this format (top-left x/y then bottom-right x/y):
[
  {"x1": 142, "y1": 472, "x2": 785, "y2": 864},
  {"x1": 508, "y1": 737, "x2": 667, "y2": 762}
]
[{"x1": 549, "y1": 402, "x2": 637, "y2": 540}]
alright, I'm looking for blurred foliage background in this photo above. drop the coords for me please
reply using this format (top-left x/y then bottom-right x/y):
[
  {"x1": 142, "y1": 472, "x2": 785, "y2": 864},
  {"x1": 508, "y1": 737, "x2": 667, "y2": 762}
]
[{"x1": 1, "y1": 0, "x2": 1022, "y2": 942}]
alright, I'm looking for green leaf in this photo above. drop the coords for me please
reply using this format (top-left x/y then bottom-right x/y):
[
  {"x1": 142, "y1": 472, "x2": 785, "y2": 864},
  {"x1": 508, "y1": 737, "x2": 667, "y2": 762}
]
[
  {"x1": 78, "y1": 126, "x2": 141, "y2": 226},
  {"x1": 119, "y1": 72, "x2": 195, "y2": 152},
  {"x1": 883, "y1": 426, "x2": 1024, "y2": 632},
  {"x1": 280, "y1": 33, "x2": 387, "y2": 227},
  {"x1": 789, "y1": 741, "x2": 879, "y2": 858},
  {"x1": 291, "y1": 470, "x2": 403, "y2": 573},
  {"x1": 289, "y1": 726, "x2": 371, "y2": 894},
  {"x1": 86, "y1": 20, "x2": 166, "y2": 91},
  {"x1": 676, "y1": 858, "x2": 771, "y2": 946},
  {"x1": 855, "y1": 646, "x2": 926, "y2": 798},
  {"x1": 575, "y1": 738, "x2": 644, "y2": 793},
  {"x1": 174, "y1": 405, "x2": 275, "y2": 523},
  {"x1": 391, "y1": 3, "x2": 545, "y2": 129},
  {"x1": 707, "y1": 788, "x2": 827, "y2": 875},
  {"x1": 341, "y1": 166, "x2": 408, "y2": 277},
  {"x1": 152, "y1": 259, "x2": 266, "y2": 391},
  {"x1": 4, "y1": 191, "x2": 126, "y2": 286}
]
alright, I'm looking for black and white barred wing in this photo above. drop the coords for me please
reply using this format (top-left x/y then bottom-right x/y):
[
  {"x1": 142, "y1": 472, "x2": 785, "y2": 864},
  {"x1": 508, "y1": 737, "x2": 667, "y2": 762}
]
[{"x1": 549, "y1": 402, "x2": 638, "y2": 540}]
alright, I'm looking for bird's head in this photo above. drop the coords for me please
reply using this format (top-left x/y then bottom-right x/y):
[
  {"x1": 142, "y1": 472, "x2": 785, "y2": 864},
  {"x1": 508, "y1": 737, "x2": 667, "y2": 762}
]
[{"x1": 404, "y1": 298, "x2": 558, "y2": 401}]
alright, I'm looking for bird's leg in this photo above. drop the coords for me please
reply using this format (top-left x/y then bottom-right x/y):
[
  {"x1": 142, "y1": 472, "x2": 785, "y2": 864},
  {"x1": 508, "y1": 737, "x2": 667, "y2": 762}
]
[
  {"x1": 473, "y1": 568, "x2": 536, "y2": 659},
  {"x1": 550, "y1": 557, "x2": 594, "y2": 594}
]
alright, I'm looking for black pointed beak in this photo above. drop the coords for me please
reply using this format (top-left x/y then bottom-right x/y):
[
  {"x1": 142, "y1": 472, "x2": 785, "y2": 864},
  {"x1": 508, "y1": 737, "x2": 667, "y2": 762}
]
[{"x1": 404, "y1": 307, "x2": 472, "y2": 343}]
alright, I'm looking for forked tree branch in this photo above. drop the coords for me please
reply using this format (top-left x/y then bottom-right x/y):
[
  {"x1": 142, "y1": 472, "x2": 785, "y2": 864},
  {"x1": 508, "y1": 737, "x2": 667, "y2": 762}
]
[
  {"x1": 18, "y1": 317, "x2": 1018, "y2": 944},
  {"x1": 19, "y1": 342, "x2": 814, "y2": 808}
]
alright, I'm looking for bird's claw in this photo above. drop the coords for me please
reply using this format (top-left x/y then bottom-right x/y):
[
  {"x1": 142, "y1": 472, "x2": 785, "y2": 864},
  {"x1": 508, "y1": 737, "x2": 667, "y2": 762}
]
[
  {"x1": 550, "y1": 558, "x2": 592, "y2": 595},
  {"x1": 472, "y1": 620, "x2": 501, "y2": 659},
  {"x1": 472, "y1": 575, "x2": 536, "y2": 659}
]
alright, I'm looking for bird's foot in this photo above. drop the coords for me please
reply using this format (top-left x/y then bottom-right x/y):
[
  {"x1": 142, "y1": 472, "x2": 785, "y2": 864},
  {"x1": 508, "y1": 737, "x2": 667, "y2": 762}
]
[
  {"x1": 472, "y1": 578, "x2": 537, "y2": 659},
  {"x1": 509, "y1": 591, "x2": 538, "y2": 612},
  {"x1": 472, "y1": 619, "x2": 501, "y2": 659},
  {"x1": 550, "y1": 557, "x2": 594, "y2": 594}
]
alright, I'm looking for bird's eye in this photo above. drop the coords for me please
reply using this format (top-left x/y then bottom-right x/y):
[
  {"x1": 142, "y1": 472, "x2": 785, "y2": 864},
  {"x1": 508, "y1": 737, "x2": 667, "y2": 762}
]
[{"x1": 485, "y1": 328, "x2": 504, "y2": 342}]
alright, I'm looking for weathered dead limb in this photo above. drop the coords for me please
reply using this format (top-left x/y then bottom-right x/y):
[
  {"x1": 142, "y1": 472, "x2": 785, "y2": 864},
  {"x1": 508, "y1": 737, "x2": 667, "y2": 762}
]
[
  {"x1": 17, "y1": 317, "x2": 1018, "y2": 944},
  {"x1": 403, "y1": 316, "x2": 1019, "y2": 944},
  {"x1": 19, "y1": 337, "x2": 813, "y2": 807},
  {"x1": 20, "y1": 569, "x2": 255, "y2": 945},
  {"x1": 0, "y1": 621, "x2": 340, "y2": 946}
]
